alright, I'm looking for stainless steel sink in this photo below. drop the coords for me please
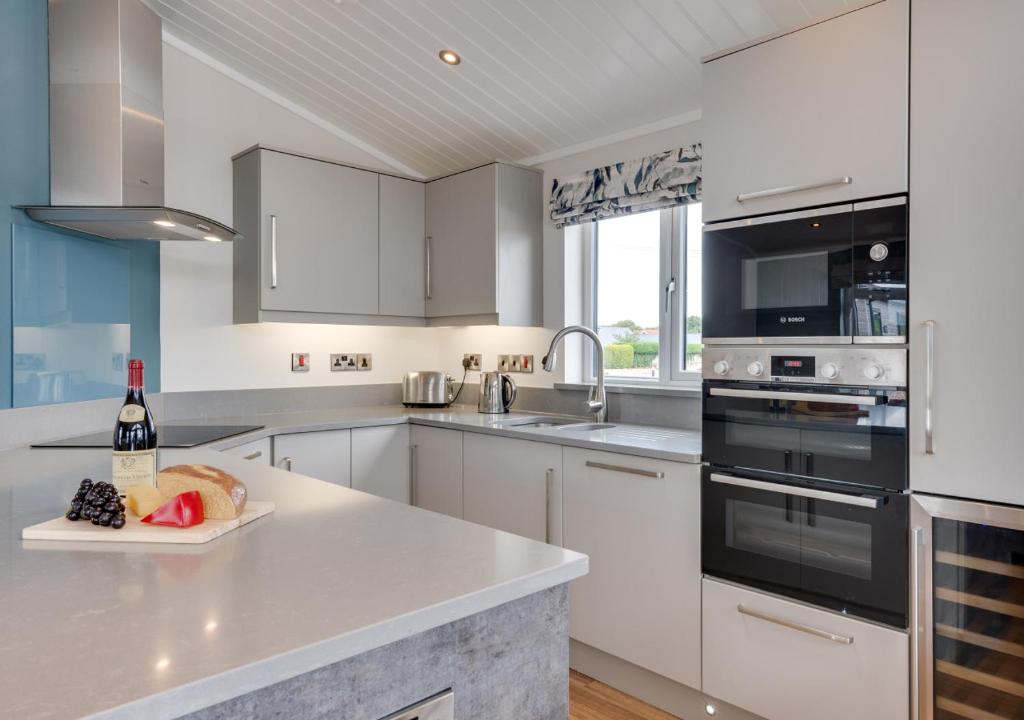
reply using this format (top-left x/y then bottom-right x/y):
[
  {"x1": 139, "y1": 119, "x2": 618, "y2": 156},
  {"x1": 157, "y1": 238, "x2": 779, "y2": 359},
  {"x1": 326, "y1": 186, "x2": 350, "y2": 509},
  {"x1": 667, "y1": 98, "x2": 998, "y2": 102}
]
[
  {"x1": 554, "y1": 423, "x2": 617, "y2": 432},
  {"x1": 503, "y1": 418, "x2": 579, "y2": 429}
]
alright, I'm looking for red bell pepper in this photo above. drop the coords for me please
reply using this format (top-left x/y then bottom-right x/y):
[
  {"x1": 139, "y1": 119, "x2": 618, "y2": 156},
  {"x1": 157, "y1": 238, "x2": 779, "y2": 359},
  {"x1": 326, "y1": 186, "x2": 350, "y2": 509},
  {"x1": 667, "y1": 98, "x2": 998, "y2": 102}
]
[{"x1": 141, "y1": 490, "x2": 205, "y2": 528}]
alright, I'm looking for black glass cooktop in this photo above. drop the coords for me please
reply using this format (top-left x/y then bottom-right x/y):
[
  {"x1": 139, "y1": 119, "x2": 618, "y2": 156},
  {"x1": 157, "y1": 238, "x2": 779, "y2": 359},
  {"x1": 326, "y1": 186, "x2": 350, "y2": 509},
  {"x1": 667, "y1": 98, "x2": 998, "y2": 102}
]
[{"x1": 33, "y1": 424, "x2": 264, "y2": 449}]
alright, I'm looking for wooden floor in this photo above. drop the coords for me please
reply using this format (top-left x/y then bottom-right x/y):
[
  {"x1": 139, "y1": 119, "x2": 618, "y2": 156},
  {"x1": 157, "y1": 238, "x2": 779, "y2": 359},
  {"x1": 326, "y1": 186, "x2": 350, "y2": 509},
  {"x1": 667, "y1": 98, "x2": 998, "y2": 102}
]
[{"x1": 569, "y1": 670, "x2": 681, "y2": 720}]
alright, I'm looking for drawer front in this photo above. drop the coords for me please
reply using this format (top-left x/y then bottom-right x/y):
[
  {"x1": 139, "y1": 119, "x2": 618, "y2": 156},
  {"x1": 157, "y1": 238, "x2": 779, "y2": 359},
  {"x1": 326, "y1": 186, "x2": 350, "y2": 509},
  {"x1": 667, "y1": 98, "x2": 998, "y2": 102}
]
[
  {"x1": 702, "y1": 578, "x2": 908, "y2": 720},
  {"x1": 219, "y1": 437, "x2": 271, "y2": 465}
]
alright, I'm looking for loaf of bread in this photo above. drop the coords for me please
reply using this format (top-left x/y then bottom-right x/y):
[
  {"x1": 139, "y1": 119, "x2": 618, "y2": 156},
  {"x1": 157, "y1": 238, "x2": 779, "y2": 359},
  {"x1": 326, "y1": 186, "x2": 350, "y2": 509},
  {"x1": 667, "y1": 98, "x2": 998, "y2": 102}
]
[{"x1": 156, "y1": 465, "x2": 248, "y2": 520}]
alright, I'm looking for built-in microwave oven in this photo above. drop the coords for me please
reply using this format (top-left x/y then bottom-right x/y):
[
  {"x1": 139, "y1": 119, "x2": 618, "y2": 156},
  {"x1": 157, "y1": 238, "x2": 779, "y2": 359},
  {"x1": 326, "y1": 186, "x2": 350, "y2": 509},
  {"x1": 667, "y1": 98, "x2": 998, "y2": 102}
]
[{"x1": 702, "y1": 196, "x2": 907, "y2": 345}]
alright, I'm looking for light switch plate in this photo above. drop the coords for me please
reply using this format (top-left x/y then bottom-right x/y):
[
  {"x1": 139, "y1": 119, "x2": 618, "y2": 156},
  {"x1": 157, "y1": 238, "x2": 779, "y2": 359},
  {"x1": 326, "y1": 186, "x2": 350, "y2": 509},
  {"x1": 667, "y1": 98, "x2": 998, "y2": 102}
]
[
  {"x1": 356, "y1": 353, "x2": 372, "y2": 371},
  {"x1": 498, "y1": 354, "x2": 511, "y2": 372},
  {"x1": 519, "y1": 354, "x2": 534, "y2": 373},
  {"x1": 292, "y1": 353, "x2": 310, "y2": 372},
  {"x1": 330, "y1": 353, "x2": 357, "y2": 371},
  {"x1": 510, "y1": 355, "x2": 522, "y2": 372}
]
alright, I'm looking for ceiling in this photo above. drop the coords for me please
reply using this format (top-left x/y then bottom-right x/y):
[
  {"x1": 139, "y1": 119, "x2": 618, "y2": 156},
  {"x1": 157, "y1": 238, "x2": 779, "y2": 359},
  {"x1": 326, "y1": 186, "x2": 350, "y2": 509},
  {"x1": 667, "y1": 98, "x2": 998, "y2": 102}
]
[{"x1": 150, "y1": 0, "x2": 875, "y2": 179}]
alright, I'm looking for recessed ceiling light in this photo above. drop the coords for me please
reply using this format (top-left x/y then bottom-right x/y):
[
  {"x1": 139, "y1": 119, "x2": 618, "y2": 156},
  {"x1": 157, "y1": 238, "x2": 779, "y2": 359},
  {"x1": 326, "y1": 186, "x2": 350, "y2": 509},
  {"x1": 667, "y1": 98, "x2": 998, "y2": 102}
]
[
  {"x1": 811, "y1": 222, "x2": 821, "y2": 228},
  {"x1": 439, "y1": 49, "x2": 461, "y2": 66},
  {"x1": 153, "y1": 220, "x2": 176, "y2": 228},
  {"x1": 203, "y1": 234, "x2": 222, "y2": 242}
]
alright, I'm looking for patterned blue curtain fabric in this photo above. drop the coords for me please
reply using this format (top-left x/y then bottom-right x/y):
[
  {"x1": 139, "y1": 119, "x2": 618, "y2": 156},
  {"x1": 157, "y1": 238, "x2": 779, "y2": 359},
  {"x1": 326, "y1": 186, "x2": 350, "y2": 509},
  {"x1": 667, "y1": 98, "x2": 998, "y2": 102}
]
[{"x1": 549, "y1": 144, "x2": 702, "y2": 228}]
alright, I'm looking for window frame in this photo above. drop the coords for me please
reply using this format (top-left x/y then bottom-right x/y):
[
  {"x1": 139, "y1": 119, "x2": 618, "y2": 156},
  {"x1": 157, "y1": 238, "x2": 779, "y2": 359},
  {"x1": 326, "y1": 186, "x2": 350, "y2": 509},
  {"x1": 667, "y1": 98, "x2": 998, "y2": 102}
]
[{"x1": 581, "y1": 204, "x2": 702, "y2": 387}]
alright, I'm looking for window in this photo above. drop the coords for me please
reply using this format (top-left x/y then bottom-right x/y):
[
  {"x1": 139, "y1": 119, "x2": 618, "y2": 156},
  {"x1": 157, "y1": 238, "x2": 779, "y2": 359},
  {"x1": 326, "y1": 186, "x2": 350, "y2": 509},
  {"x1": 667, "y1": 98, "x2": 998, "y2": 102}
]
[{"x1": 583, "y1": 203, "x2": 703, "y2": 384}]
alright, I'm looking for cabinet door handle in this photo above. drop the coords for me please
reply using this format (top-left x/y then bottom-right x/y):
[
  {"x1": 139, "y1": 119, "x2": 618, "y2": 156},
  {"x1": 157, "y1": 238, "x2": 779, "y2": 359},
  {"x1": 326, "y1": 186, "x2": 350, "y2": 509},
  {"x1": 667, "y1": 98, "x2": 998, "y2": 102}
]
[
  {"x1": 277, "y1": 456, "x2": 292, "y2": 471},
  {"x1": 923, "y1": 320, "x2": 935, "y2": 454},
  {"x1": 544, "y1": 468, "x2": 554, "y2": 544},
  {"x1": 737, "y1": 604, "x2": 853, "y2": 645},
  {"x1": 410, "y1": 444, "x2": 418, "y2": 506},
  {"x1": 270, "y1": 214, "x2": 278, "y2": 289},
  {"x1": 736, "y1": 176, "x2": 852, "y2": 203},
  {"x1": 585, "y1": 460, "x2": 664, "y2": 479},
  {"x1": 242, "y1": 450, "x2": 262, "y2": 461},
  {"x1": 425, "y1": 235, "x2": 432, "y2": 300}
]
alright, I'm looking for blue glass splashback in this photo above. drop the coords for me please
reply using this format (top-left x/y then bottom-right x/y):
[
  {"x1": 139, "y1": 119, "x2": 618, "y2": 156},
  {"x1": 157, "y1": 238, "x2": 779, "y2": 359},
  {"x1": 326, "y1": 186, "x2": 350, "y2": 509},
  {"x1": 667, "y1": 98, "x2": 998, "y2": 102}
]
[{"x1": 11, "y1": 222, "x2": 161, "y2": 407}]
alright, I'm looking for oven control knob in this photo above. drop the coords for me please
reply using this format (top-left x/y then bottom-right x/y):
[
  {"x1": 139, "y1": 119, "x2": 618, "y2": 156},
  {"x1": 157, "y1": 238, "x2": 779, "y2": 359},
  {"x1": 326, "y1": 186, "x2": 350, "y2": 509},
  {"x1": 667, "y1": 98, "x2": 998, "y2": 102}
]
[
  {"x1": 821, "y1": 362, "x2": 840, "y2": 380},
  {"x1": 747, "y1": 361, "x2": 765, "y2": 377},
  {"x1": 713, "y1": 360, "x2": 731, "y2": 376},
  {"x1": 863, "y1": 364, "x2": 885, "y2": 380}
]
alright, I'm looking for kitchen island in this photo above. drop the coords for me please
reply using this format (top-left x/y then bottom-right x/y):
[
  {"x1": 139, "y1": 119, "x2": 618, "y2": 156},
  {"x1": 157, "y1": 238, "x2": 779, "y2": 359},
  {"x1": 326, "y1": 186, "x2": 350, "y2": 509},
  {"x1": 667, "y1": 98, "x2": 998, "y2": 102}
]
[{"x1": 0, "y1": 444, "x2": 587, "y2": 720}]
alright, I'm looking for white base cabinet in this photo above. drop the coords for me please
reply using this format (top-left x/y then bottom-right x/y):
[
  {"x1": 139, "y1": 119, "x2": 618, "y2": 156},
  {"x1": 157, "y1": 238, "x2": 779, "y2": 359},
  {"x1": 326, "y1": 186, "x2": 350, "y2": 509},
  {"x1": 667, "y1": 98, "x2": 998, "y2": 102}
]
[
  {"x1": 272, "y1": 430, "x2": 352, "y2": 487},
  {"x1": 462, "y1": 434, "x2": 561, "y2": 544},
  {"x1": 219, "y1": 437, "x2": 271, "y2": 465},
  {"x1": 410, "y1": 426, "x2": 463, "y2": 518},
  {"x1": 351, "y1": 425, "x2": 411, "y2": 504},
  {"x1": 562, "y1": 448, "x2": 701, "y2": 688},
  {"x1": 702, "y1": 578, "x2": 908, "y2": 720}
]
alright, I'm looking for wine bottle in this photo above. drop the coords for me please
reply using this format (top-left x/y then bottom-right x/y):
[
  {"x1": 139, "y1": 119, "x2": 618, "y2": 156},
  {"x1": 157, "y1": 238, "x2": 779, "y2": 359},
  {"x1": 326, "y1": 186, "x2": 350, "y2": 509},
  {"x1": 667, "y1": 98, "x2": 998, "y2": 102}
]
[{"x1": 112, "y1": 359, "x2": 158, "y2": 494}]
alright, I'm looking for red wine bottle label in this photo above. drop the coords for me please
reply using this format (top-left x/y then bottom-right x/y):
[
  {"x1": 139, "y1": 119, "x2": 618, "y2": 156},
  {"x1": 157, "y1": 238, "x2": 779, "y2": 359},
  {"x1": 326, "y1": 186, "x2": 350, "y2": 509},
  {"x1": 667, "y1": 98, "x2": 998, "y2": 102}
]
[
  {"x1": 118, "y1": 404, "x2": 146, "y2": 423},
  {"x1": 112, "y1": 449, "x2": 157, "y2": 493}
]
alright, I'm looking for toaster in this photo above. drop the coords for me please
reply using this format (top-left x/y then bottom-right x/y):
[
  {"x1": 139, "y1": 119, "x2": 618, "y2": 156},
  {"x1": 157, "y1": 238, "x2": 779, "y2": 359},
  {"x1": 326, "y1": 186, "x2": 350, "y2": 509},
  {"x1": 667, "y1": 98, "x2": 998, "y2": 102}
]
[{"x1": 402, "y1": 371, "x2": 455, "y2": 407}]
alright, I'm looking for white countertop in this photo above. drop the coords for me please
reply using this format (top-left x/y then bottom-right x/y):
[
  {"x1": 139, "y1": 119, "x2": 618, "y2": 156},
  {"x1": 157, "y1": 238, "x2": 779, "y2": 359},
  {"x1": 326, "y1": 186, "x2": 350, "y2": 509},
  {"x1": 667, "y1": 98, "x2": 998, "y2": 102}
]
[{"x1": 0, "y1": 443, "x2": 588, "y2": 720}]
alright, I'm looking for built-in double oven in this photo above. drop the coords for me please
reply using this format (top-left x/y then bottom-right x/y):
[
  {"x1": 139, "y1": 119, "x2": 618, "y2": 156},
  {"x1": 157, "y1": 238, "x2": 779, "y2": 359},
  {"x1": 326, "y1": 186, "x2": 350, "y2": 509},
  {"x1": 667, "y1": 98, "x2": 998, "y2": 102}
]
[
  {"x1": 702, "y1": 196, "x2": 907, "y2": 345},
  {"x1": 700, "y1": 197, "x2": 910, "y2": 630}
]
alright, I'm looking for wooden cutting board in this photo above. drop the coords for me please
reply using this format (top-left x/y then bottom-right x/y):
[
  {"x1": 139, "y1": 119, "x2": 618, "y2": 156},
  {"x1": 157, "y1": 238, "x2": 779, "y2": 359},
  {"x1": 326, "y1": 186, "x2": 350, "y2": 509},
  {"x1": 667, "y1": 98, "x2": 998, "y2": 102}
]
[{"x1": 22, "y1": 501, "x2": 275, "y2": 544}]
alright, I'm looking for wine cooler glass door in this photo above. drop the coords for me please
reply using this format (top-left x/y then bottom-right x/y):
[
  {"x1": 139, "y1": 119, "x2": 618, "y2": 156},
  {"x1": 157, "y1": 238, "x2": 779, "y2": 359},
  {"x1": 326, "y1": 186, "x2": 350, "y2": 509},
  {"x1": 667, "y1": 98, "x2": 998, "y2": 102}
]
[{"x1": 913, "y1": 496, "x2": 1024, "y2": 720}]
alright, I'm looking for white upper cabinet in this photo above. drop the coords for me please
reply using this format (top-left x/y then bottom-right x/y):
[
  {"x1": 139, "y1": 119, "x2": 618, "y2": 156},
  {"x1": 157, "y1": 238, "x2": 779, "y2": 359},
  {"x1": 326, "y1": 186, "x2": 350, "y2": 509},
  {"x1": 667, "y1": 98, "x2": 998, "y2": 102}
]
[
  {"x1": 233, "y1": 148, "x2": 379, "y2": 322},
  {"x1": 378, "y1": 175, "x2": 425, "y2": 318},
  {"x1": 562, "y1": 448, "x2": 701, "y2": 689},
  {"x1": 908, "y1": 1, "x2": 1024, "y2": 504},
  {"x1": 701, "y1": 0, "x2": 908, "y2": 222},
  {"x1": 425, "y1": 163, "x2": 543, "y2": 326}
]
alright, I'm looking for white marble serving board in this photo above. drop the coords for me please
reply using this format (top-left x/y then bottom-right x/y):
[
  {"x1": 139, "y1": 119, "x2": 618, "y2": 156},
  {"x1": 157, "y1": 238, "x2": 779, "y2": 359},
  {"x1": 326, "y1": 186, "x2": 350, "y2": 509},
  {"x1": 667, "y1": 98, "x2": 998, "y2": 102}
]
[{"x1": 22, "y1": 501, "x2": 275, "y2": 544}]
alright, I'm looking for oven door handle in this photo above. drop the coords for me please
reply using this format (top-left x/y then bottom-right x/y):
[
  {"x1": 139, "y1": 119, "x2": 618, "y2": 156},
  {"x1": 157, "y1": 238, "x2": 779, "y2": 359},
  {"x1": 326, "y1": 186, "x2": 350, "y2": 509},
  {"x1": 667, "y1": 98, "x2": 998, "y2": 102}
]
[
  {"x1": 709, "y1": 473, "x2": 885, "y2": 509},
  {"x1": 708, "y1": 387, "x2": 881, "y2": 406}
]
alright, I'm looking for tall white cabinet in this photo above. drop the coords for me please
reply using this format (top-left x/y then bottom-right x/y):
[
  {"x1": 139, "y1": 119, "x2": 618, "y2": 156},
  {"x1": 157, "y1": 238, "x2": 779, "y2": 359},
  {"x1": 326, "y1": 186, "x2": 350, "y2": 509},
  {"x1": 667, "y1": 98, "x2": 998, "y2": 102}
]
[
  {"x1": 701, "y1": 0, "x2": 908, "y2": 222},
  {"x1": 909, "y1": 0, "x2": 1024, "y2": 505}
]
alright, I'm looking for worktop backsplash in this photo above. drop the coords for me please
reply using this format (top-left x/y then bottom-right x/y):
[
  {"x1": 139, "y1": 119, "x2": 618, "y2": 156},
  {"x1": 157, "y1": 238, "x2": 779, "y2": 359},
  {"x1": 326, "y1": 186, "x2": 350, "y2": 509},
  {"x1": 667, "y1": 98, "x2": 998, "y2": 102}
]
[{"x1": 0, "y1": 382, "x2": 700, "y2": 450}]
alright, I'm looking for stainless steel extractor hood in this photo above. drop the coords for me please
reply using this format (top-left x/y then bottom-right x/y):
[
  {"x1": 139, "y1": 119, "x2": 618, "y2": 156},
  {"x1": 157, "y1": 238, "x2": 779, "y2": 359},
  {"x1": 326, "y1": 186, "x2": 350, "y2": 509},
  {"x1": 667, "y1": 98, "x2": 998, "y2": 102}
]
[{"x1": 21, "y1": 0, "x2": 241, "y2": 243}]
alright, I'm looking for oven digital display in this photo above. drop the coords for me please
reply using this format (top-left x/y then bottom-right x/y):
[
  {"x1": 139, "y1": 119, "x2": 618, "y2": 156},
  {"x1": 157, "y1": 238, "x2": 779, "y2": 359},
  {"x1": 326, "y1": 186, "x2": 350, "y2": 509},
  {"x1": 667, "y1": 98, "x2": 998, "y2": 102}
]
[{"x1": 770, "y1": 355, "x2": 815, "y2": 377}]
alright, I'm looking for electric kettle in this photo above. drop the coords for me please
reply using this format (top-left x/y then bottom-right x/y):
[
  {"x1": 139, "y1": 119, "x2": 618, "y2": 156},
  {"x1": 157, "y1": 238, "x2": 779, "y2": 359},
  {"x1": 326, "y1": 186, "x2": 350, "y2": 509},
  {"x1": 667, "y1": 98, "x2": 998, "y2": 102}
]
[{"x1": 478, "y1": 372, "x2": 517, "y2": 414}]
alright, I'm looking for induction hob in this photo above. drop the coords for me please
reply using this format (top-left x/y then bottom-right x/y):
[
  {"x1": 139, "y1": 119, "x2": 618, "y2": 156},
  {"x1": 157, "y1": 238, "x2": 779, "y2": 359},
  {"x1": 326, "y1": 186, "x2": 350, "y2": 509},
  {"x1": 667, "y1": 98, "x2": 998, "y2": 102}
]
[{"x1": 33, "y1": 425, "x2": 264, "y2": 449}]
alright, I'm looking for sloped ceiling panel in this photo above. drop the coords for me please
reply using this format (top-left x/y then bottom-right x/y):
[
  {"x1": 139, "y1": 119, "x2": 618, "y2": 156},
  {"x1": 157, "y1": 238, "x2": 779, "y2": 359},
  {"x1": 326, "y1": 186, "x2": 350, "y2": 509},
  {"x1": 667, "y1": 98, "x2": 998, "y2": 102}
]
[{"x1": 151, "y1": 0, "x2": 878, "y2": 178}]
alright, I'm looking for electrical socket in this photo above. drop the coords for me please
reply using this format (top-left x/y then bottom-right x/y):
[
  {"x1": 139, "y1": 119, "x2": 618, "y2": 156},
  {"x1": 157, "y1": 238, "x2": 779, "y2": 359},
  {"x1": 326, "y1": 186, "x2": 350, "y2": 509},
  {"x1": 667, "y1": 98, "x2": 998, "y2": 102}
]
[
  {"x1": 520, "y1": 354, "x2": 534, "y2": 373},
  {"x1": 510, "y1": 355, "x2": 522, "y2": 372},
  {"x1": 498, "y1": 354, "x2": 511, "y2": 372},
  {"x1": 330, "y1": 353, "x2": 358, "y2": 371},
  {"x1": 356, "y1": 353, "x2": 372, "y2": 371},
  {"x1": 463, "y1": 353, "x2": 482, "y2": 371},
  {"x1": 292, "y1": 353, "x2": 310, "y2": 372}
]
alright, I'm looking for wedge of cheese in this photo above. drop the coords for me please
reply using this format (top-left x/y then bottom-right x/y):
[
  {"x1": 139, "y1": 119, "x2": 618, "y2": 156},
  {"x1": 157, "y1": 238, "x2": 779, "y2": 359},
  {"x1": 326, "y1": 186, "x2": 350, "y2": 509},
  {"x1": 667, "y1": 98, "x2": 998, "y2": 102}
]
[
  {"x1": 156, "y1": 465, "x2": 248, "y2": 520},
  {"x1": 125, "y1": 484, "x2": 164, "y2": 518}
]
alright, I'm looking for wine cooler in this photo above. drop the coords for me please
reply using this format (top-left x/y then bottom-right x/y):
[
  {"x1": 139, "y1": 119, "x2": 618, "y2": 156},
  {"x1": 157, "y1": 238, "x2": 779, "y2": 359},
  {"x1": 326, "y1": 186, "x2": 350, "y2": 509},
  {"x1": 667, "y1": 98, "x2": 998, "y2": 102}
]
[{"x1": 913, "y1": 495, "x2": 1024, "y2": 719}]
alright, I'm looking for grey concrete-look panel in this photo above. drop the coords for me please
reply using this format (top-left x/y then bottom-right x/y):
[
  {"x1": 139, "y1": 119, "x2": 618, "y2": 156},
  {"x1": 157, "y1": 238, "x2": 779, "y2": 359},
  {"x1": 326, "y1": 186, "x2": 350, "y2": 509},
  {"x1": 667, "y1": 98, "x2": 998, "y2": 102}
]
[{"x1": 180, "y1": 585, "x2": 569, "y2": 720}]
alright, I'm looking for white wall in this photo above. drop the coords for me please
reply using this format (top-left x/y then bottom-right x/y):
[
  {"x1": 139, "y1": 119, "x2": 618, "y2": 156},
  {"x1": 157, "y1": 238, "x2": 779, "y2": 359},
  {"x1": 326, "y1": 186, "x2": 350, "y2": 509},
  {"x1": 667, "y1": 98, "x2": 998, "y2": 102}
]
[
  {"x1": 161, "y1": 42, "x2": 443, "y2": 392},
  {"x1": 159, "y1": 39, "x2": 702, "y2": 393}
]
